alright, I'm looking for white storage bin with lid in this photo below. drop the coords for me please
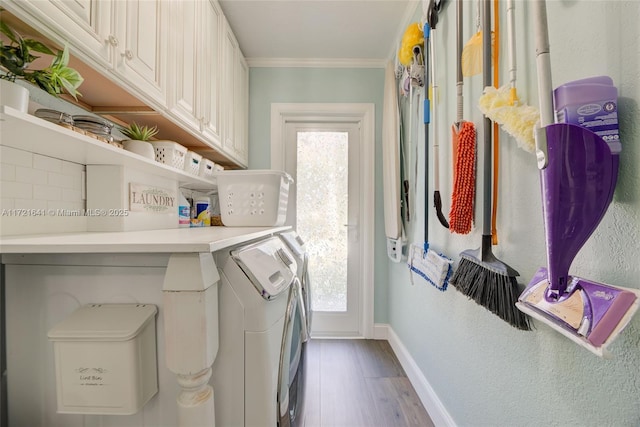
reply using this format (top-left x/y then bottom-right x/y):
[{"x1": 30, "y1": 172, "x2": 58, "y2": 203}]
[
  {"x1": 184, "y1": 150, "x2": 202, "y2": 175},
  {"x1": 215, "y1": 169, "x2": 293, "y2": 226},
  {"x1": 151, "y1": 140, "x2": 187, "y2": 170},
  {"x1": 198, "y1": 158, "x2": 216, "y2": 178},
  {"x1": 47, "y1": 303, "x2": 158, "y2": 415}
]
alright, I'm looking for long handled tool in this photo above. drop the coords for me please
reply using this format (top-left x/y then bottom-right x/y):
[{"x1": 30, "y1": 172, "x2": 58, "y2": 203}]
[
  {"x1": 427, "y1": 0, "x2": 449, "y2": 229},
  {"x1": 449, "y1": 0, "x2": 476, "y2": 235},
  {"x1": 490, "y1": 0, "x2": 500, "y2": 245},
  {"x1": 408, "y1": 19, "x2": 452, "y2": 292},
  {"x1": 478, "y1": 0, "x2": 539, "y2": 153},
  {"x1": 450, "y1": 0, "x2": 529, "y2": 330},
  {"x1": 382, "y1": 60, "x2": 405, "y2": 262},
  {"x1": 516, "y1": 0, "x2": 640, "y2": 357}
]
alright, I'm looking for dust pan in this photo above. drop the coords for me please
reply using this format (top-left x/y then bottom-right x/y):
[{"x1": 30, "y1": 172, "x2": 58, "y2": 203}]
[{"x1": 515, "y1": 0, "x2": 640, "y2": 357}]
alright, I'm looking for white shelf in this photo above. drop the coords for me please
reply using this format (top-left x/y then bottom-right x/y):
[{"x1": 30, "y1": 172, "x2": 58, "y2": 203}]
[
  {"x1": 0, "y1": 106, "x2": 217, "y2": 191},
  {"x1": 0, "y1": 226, "x2": 291, "y2": 254}
]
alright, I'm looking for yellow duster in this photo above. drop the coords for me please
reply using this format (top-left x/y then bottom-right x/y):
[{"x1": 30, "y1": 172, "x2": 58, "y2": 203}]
[
  {"x1": 478, "y1": 85, "x2": 539, "y2": 153},
  {"x1": 398, "y1": 23, "x2": 423, "y2": 67}
]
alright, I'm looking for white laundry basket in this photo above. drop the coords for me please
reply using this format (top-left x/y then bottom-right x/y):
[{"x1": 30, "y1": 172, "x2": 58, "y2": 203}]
[{"x1": 215, "y1": 170, "x2": 293, "y2": 226}]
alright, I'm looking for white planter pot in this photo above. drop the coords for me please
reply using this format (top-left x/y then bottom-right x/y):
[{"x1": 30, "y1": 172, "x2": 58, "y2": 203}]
[
  {"x1": 0, "y1": 79, "x2": 30, "y2": 113},
  {"x1": 122, "y1": 139, "x2": 156, "y2": 160}
]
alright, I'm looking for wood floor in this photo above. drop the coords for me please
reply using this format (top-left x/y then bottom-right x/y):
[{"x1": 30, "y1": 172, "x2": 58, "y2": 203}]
[{"x1": 303, "y1": 339, "x2": 434, "y2": 427}]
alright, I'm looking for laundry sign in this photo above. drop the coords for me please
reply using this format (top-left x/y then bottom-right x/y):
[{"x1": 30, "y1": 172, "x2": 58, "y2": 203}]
[{"x1": 129, "y1": 183, "x2": 176, "y2": 213}]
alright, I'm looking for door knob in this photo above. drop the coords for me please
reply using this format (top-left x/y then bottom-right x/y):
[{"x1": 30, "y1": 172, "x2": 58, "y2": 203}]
[{"x1": 106, "y1": 35, "x2": 119, "y2": 46}]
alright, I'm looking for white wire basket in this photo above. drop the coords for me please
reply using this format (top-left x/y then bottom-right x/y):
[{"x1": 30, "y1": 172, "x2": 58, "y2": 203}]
[
  {"x1": 152, "y1": 141, "x2": 187, "y2": 170},
  {"x1": 198, "y1": 158, "x2": 216, "y2": 178},
  {"x1": 184, "y1": 151, "x2": 202, "y2": 175}
]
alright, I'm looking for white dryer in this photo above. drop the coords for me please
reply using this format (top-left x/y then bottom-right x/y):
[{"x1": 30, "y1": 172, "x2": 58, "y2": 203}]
[
  {"x1": 279, "y1": 231, "x2": 312, "y2": 334},
  {"x1": 213, "y1": 235, "x2": 307, "y2": 426}
]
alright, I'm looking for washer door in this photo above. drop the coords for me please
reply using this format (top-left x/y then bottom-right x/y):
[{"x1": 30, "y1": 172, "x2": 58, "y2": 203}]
[
  {"x1": 300, "y1": 253, "x2": 312, "y2": 336},
  {"x1": 277, "y1": 279, "x2": 307, "y2": 427}
]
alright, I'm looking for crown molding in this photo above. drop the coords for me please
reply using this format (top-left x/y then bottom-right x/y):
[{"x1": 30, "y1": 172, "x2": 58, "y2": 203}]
[{"x1": 246, "y1": 57, "x2": 387, "y2": 68}]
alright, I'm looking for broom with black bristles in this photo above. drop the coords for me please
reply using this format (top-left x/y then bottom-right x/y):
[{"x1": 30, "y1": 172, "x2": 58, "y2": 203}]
[{"x1": 450, "y1": 0, "x2": 530, "y2": 331}]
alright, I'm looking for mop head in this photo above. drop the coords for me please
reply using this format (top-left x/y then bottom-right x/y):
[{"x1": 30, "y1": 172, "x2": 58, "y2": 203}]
[
  {"x1": 451, "y1": 246, "x2": 531, "y2": 330},
  {"x1": 516, "y1": 267, "x2": 640, "y2": 357},
  {"x1": 478, "y1": 85, "x2": 540, "y2": 153},
  {"x1": 408, "y1": 244, "x2": 453, "y2": 291},
  {"x1": 449, "y1": 121, "x2": 476, "y2": 234}
]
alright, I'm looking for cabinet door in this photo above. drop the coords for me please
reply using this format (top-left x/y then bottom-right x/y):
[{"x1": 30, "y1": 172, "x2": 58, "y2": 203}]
[
  {"x1": 9, "y1": 0, "x2": 113, "y2": 67},
  {"x1": 114, "y1": 0, "x2": 167, "y2": 106},
  {"x1": 221, "y1": 18, "x2": 237, "y2": 156},
  {"x1": 167, "y1": 0, "x2": 200, "y2": 131},
  {"x1": 233, "y1": 54, "x2": 249, "y2": 166},
  {"x1": 199, "y1": 0, "x2": 223, "y2": 148}
]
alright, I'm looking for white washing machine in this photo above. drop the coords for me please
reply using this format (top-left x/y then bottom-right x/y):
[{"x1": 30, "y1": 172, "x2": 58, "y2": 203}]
[
  {"x1": 213, "y1": 235, "x2": 307, "y2": 427},
  {"x1": 279, "y1": 231, "x2": 312, "y2": 334}
]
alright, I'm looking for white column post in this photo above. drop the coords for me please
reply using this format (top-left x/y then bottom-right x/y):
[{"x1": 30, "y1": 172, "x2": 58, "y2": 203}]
[{"x1": 163, "y1": 252, "x2": 220, "y2": 427}]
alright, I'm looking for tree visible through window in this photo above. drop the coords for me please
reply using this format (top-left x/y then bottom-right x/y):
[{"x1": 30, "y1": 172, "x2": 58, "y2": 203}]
[{"x1": 296, "y1": 131, "x2": 348, "y2": 312}]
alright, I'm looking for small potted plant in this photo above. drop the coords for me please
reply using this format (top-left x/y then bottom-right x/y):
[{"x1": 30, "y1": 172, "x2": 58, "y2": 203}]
[
  {"x1": 121, "y1": 122, "x2": 159, "y2": 160},
  {"x1": 0, "y1": 17, "x2": 84, "y2": 112}
]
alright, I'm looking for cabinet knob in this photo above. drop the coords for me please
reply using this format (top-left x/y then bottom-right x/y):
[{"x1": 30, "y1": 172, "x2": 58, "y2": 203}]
[
  {"x1": 122, "y1": 50, "x2": 134, "y2": 60},
  {"x1": 106, "y1": 35, "x2": 119, "y2": 47}
]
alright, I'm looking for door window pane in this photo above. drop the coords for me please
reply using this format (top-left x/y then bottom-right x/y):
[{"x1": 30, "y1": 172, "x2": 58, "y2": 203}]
[{"x1": 296, "y1": 132, "x2": 348, "y2": 312}]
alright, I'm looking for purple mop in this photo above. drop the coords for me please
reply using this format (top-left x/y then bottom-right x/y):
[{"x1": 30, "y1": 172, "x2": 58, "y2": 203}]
[{"x1": 516, "y1": 0, "x2": 640, "y2": 357}]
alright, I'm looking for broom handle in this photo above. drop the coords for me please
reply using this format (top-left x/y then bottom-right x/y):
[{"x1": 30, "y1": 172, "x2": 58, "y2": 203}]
[
  {"x1": 424, "y1": 22, "x2": 431, "y2": 246},
  {"x1": 482, "y1": 0, "x2": 493, "y2": 253},
  {"x1": 533, "y1": 0, "x2": 554, "y2": 127},
  {"x1": 507, "y1": 0, "x2": 517, "y2": 96}
]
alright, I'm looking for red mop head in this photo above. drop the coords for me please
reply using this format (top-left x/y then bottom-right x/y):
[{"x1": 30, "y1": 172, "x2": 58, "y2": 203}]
[{"x1": 449, "y1": 121, "x2": 476, "y2": 234}]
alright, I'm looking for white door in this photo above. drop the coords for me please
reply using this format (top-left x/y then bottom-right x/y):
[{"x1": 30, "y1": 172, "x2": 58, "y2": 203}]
[{"x1": 283, "y1": 121, "x2": 362, "y2": 337}]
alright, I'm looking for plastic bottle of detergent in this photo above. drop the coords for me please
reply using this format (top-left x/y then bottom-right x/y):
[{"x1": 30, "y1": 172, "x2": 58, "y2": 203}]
[
  {"x1": 195, "y1": 196, "x2": 211, "y2": 227},
  {"x1": 178, "y1": 191, "x2": 191, "y2": 228},
  {"x1": 553, "y1": 76, "x2": 620, "y2": 153}
]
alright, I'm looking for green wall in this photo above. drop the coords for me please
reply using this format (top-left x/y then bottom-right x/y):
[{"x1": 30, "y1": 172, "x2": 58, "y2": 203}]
[
  {"x1": 248, "y1": 67, "x2": 389, "y2": 323},
  {"x1": 390, "y1": 1, "x2": 640, "y2": 425}
]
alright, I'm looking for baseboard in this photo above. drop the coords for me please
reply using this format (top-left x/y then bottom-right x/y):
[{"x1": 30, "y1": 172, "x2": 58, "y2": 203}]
[
  {"x1": 373, "y1": 323, "x2": 389, "y2": 340},
  {"x1": 379, "y1": 324, "x2": 457, "y2": 427}
]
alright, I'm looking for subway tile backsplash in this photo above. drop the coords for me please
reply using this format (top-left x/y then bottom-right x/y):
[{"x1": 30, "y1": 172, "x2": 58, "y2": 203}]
[{"x1": 0, "y1": 145, "x2": 85, "y2": 212}]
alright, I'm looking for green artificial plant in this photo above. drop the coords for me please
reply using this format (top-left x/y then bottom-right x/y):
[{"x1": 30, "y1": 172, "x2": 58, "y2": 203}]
[
  {"x1": 121, "y1": 122, "x2": 159, "y2": 141},
  {"x1": 0, "y1": 18, "x2": 83, "y2": 100}
]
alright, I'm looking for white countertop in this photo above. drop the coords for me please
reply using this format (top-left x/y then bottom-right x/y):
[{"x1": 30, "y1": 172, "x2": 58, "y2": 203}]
[{"x1": 0, "y1": 226, "x2": 290, "y2": 254}]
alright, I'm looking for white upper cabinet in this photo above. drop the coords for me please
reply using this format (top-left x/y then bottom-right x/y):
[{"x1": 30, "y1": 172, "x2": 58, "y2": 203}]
[
  {"x1": 168, "y1": 0, "x2": 223, "y2": 150},
  {"x1": 168, "y1": 0, "x2": 201, "y2": 131},
  {"x1": 8, "y1": 0, "x2": 167, "y2": 107},
  {"x1": 4, "y1": 0, "x2": 246, "y2": 168},
  {"x1": 200, "y1": 0, "x2": 223, "y2": 148},
  {"x1": 12, "y1": 0, "x2": 114, "y2": 66},
  {"x1": 112, "y1": 0, "x2": 167, "y2": 106},
  {"x1": 234, "y1": 55, "x2": 249, "y2": 166},
  {"x1": 221, "y1": 17, "x2": 248, "y2": 167}
]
